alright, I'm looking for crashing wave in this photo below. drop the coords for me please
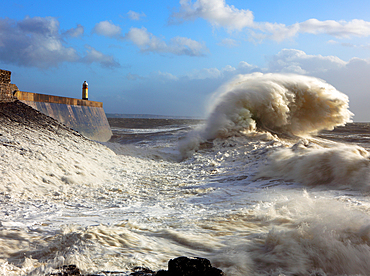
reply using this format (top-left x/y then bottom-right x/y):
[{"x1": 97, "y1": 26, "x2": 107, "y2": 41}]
[{"x1": 180, "y1": 73, "x2": 353, "y2": 156}]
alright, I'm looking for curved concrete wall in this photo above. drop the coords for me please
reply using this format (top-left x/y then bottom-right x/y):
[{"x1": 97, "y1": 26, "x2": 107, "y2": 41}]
[{"x1": 15, "y1": 91, "x2": 112, "y2": 142}]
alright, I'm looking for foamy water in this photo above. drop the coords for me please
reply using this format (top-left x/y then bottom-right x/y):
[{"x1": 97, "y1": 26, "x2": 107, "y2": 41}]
[{"x1": 1, "y1": 74, "x2": 370, "y2": 275}]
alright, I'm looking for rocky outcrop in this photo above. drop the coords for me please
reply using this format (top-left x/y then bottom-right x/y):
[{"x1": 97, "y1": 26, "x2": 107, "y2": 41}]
[
  {"x1": 157, "y1": 257, "x2": 224, "y2": 276},
  {"x1": 47, "y1": 257, "x2": 224, "y2": 276}
]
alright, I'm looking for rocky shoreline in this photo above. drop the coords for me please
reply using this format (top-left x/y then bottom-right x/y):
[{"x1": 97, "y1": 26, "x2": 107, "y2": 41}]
[{"x1": 48, "y1": 257, "x2": 224, "y2": 276}]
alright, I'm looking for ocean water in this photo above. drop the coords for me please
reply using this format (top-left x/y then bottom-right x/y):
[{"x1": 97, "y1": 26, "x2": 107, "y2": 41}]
[{"x1": 1, "y1": 73, "x2": 370, "y2": 275}]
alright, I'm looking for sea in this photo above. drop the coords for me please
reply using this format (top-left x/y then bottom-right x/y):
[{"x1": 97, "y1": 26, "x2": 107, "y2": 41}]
[{"x1": 1, "y1": 73, "x2": 370, "y2": 275}]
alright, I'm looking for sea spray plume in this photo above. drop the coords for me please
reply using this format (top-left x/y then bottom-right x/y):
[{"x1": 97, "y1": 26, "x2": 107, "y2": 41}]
[
  {"x1": 205, "y1": 73, "x2": 353, "y2": 138},
  {"x1": 179, "y1": 73, "x2": 353, "y2": 157}
]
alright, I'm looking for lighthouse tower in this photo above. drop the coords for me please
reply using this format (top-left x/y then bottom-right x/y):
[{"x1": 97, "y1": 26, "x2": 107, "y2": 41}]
[{"x1": 82, "y1": 81, "x2": 88, "y2": 100}]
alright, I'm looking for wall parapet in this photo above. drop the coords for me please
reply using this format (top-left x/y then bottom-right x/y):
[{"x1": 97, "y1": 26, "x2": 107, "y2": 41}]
[{"x1": 14, "y1": 91, "x2": 103, "y2": 108}]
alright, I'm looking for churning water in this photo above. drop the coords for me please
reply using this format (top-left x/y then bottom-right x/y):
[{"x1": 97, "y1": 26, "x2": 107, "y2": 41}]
[{"x1": 1, "y1": 73, "x2": 370, "y2": 275}]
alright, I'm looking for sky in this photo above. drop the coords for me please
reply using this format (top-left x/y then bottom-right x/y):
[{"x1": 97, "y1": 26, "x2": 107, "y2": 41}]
[{"x1": 1, "y1": 0, "x2": 370, "y2": 121}]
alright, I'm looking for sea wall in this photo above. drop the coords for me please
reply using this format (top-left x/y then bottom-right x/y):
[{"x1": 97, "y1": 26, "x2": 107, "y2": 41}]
[
  {"x1": 0, "y1": 69, "x2": 112, "y2": 142},
  {"x1": 14, "y1": 91, "x2": 112, "y2": 142}
]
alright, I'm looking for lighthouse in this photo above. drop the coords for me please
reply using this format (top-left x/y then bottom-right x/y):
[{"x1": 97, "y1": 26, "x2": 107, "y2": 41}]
[{"x1": 82, "y1": 81, "x2": 88, "y2": 100}]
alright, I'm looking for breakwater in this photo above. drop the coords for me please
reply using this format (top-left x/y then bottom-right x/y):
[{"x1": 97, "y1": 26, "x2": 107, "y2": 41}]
[{"x1": 0, "y1": 69, "x2": 112, "y2": 142}]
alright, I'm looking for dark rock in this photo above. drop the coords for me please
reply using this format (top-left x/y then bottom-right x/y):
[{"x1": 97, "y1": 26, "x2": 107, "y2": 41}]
[
  {"x1": 130, "y1": 266, "x2": 156, "y2": 276},
  {"x1": 47, "y1": 264, "x2": 81, "y2": 275},
  {"x1": 45, "y1": 257, "x2": 224, "y2": 276},
  {"x1": 156, "y1": 270, "x2": 170, "y2": 276},
  {"x1": 163, "y1": 257, "x2": 224, "y2": 276}
]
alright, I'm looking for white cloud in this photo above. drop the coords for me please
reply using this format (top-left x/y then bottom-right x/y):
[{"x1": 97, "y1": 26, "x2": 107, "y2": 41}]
[
  {"x1": 256, "y1": 22, "x2": 300, "y2": 42},
  {"x1": 268, "y1": 49, "x2": 347, "y2": 73},
  {"x1": 171, "y1": 0, "x2": 370, "y2": 42},
  {"x1": 223, "y1": 65, "x2": 235, "y2": 72},
  {"x1": 185, "y1": 65, "x2": 238, "y2": 80},
  {"x1": 261, "y1": 19, "x2": 370, "y2": 41},
  {"x1": 171, "y1": 0, "x2": 254, "y2": 31},
  {"x1": 299, "y1": 19, "x2": 370, "y2": 38},
  {"x1": 341, "y1": 42, "x2": 356, "y2": 48},
  {"x1": 63, "y1": 24, "x2": 84, "y2": 38},
  {"x1": 0, "y1": 16, "x2": 120, "y2": 68},
  {"x1": 93, "y1": 20, "x2": 122, "y2": 38},
  {"x1": 127, "y1": 10, "x2": 146, "y2": 21},
  {"x1": 0, "y1": 16, "x2": 79, "y2": 68},
  {"x1": 154, "y1": 71, "x2": 179, "y2": 81},
  {"x1": 187, "y1": 68, "x2": 222, "y2": 79},
  {"x1": 124, "y1": 27, "x2": 165, "y2": 49},
  {"x1": 327, "y1": 40, "x2": 339, "y2": 44},
  {"x1": 218, "y1": 38, "x2": 239, "y2": 47},
  {"x1": 126, "y1": 73, "x2": 143, "y2": 80},
  {"x1": 334, "y1": 41, "x2": 370, "y2": 49},
  {"x1": 124, "y1": 27, "x2": 208, "y2": 56},
  {"x1": 82, "y1": 46, "x2": 120, "y2": 68},
  {"x1": 327, "y1": 40, "x2": 370, "y2": 49},
  {"x1": 168, "y1": 36, "x2": 208, "y2": 56},
  {"x1": 238, "y1": 61, "x2": 255, "y2": 70}
]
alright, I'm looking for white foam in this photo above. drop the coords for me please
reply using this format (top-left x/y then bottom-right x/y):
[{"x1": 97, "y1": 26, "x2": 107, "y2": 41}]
[
  {"x1": 258, "y1": 141, "x2": 370, "y2": 189},
  {"x1": 243, "y1": 190, "x2": 370, "y2": 275},
  {"x1": 1, "y1": 100, "x2": 369, "y2": 275}
]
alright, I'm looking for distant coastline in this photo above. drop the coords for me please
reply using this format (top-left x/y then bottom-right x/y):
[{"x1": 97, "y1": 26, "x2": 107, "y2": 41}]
[{"x1": 106, "y1": 113, "x2": 204, "y2": 120}]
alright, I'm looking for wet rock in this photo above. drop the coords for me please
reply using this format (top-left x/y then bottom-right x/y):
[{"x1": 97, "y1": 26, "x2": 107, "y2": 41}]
[
  {"x1": 156, "y1": 256, "x2": 224, "y2": 276},
  {"x1": 130, "y1": 266, "x2": 156, "y2": 276},
  {"x1": 48, "y1": 264, "x2": 81, "y2": 275},
  {"x1": 45, "y1": 257, "x2": 224, "y2": 276}
]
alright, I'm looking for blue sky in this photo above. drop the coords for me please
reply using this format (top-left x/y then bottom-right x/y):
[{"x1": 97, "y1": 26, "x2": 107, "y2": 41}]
[{"x1": 1, "y1": 0, "x2": 370, "y2": 120}]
